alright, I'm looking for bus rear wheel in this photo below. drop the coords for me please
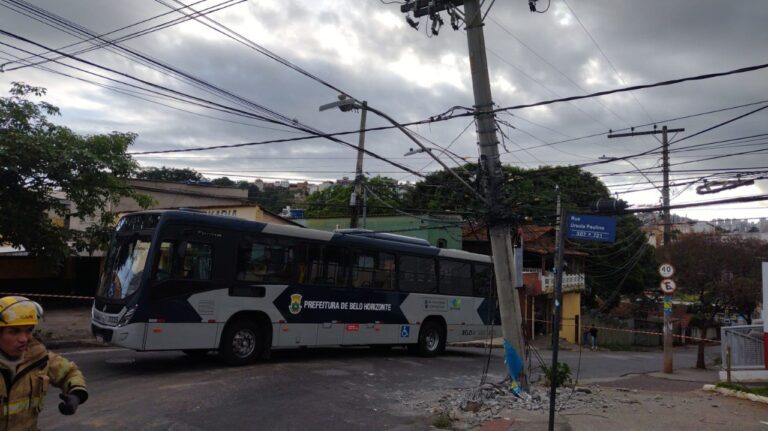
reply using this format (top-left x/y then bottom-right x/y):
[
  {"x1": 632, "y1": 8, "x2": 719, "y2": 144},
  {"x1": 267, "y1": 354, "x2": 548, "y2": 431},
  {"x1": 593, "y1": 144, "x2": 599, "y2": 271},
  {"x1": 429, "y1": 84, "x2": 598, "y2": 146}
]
[
  {"x1": 413, "y1": 320, "x2": 445, "y2": 357},
  {"x1": 219, "y1": 319, "x2": 265, "y2": 366}
]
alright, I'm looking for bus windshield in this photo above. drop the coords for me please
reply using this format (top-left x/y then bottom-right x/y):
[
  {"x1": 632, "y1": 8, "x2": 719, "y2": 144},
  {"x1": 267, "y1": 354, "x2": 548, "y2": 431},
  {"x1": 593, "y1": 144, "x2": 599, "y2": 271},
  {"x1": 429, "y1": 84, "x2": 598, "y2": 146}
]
[{"x1": 97, "y1": 235, "x2": 152, "y2": 301}]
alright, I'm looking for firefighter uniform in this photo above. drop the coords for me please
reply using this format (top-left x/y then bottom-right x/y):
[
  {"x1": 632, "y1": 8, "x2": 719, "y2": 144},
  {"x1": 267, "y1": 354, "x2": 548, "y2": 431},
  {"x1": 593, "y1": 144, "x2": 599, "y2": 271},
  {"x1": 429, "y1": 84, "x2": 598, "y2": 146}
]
[{"x1": 0, "y1": 296, "x2": 87, "y2": 431}]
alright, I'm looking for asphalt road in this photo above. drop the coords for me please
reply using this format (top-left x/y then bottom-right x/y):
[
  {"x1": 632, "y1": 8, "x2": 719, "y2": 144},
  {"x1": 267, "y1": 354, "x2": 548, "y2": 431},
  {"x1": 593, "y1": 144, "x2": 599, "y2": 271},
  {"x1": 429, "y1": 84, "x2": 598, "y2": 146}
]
[{"x1": 36, "y1": 345, "x2": 720, "y2": 430}]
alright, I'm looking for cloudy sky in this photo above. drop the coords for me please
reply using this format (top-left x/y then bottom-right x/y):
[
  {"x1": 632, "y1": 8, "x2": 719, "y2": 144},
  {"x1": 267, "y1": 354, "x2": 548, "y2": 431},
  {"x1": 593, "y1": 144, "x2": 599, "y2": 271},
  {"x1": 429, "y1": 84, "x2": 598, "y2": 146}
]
[{"x1": 1, "y1": 0, "x2": 767, "y2": 222}]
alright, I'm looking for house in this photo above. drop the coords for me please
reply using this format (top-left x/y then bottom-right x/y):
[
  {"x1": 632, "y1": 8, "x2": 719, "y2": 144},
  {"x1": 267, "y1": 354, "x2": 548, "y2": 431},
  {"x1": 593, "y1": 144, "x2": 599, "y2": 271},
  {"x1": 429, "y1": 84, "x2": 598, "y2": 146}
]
[
  {"x1": 0, "y1": 179, "x2": 298, "y2": 296},
  {"x1": 463, "y1": 224, "x2": 588, "y2": 345}
]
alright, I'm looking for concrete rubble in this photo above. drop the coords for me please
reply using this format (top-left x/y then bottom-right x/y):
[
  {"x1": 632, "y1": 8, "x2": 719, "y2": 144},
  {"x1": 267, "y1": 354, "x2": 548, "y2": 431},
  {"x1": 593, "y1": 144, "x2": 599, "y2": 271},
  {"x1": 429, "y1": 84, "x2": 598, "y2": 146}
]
[{"x1": 394, "y1": 382, "x2": 621, "y2": 429}]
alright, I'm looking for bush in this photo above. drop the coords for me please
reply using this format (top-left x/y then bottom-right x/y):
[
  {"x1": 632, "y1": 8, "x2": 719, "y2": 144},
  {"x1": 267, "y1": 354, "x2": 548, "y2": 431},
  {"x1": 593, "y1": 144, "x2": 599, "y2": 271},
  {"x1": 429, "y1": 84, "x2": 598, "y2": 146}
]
[
  {"x1": 541, "y1": 362, "x2": 572, "y2": 387},
  {"x1": 432, "y1": 412, "x2": 452, "y2": 429}
]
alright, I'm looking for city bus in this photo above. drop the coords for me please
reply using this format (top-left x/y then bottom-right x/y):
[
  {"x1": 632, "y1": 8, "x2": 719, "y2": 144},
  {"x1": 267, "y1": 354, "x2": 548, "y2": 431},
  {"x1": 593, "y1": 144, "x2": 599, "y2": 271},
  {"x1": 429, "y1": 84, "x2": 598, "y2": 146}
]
[{"x1": 91, "y1": 210, "x2": 500, "y2": 365}]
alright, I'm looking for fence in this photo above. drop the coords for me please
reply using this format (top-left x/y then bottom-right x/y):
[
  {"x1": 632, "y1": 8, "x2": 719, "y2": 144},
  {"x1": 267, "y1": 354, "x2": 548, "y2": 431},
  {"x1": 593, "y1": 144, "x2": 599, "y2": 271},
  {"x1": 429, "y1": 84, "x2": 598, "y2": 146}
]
[
  {"x1": 580, "y1": 316, "x2": 635, "y2": 346},
  {"x1": 721, "y1": 325, "x2": 764, "y2": 369}
]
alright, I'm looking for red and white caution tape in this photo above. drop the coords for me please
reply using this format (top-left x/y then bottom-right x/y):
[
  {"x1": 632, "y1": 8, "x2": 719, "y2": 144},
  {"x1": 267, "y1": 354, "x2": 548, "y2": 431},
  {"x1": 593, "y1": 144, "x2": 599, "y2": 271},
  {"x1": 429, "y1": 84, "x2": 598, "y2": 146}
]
[{"x1": 532, "y1": 318, "x2": 719, "y2": 343}]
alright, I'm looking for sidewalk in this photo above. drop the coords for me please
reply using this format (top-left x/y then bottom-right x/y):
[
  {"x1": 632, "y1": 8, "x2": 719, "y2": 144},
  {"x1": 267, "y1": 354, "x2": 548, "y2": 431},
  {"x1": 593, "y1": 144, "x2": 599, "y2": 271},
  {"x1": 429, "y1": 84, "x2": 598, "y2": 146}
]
[
  {"x1": 471, "y1": 367, "x2": 729, "y2": 431},
  {"x1": 451, "y1": 336, "x2": 580, "y2": 352},
  {"x1": 36, "y1": 306, "x2": 100, "y2": 349}
]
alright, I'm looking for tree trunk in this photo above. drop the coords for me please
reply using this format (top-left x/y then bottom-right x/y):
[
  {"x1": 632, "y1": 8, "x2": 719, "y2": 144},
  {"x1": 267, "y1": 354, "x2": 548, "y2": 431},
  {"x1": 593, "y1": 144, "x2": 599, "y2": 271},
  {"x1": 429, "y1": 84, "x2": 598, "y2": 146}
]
[{"x1": 696, "y1": 325, "x2": 708, "y2": 369}]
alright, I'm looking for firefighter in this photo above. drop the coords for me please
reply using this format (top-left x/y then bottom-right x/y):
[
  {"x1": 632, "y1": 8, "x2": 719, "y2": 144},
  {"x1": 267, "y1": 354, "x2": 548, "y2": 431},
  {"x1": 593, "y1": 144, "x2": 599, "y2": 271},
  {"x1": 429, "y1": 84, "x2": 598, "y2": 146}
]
[{"x1": 0, "y1": 296, "x2": 87, "y2": 430}]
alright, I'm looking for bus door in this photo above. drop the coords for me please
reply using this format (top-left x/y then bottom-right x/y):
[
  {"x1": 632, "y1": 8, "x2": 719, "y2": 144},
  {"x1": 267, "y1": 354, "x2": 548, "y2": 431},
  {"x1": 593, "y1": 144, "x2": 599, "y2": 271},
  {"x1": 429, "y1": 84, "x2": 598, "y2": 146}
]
[{"x1": 143, "y1": 226, "x2": 228, "y2": 350}]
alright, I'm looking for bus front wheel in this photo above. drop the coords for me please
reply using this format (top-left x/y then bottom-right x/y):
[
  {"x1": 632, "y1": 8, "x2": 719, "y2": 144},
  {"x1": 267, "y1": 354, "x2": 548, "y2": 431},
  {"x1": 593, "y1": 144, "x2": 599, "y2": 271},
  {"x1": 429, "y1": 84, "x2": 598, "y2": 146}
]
[
  {"x1": 413, "y1": 320, "x2": 445, "y2": 357},
  {"x1": 219, "y1": 319, "x2": 265, "y2": 366}
]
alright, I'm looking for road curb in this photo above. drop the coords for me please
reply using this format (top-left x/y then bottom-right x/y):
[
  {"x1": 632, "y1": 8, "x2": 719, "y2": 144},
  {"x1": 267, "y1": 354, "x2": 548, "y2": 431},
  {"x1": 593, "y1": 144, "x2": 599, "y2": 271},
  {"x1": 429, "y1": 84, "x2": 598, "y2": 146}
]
[
  {"x1": 44, "y1": 339, "x2": 108, "y2": 351},
  {"x1": 702, "y1": 384, "x2": 768, "y2": 405}
]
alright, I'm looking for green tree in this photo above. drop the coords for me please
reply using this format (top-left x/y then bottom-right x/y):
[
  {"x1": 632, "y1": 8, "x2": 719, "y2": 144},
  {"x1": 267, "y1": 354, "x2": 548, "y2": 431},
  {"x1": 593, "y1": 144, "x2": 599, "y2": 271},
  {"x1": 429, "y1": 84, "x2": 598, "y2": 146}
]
[
  {"x1": 136, "y1": 166, "x2": 203, "y2": 183},
  {"x1": 210, "y1": 176, "x2": 235, "y2": 187},
  {"x1": 403, "y1": 164, "x2": 656, "y2": 305},
  {"x1": 248, "y1": 186, "x2": 294, "y2": 214},
  {"x1": 304, "y1": 176, "x2": 403, "y2": 218},
  {"x1": 662, "y1": 233, "x2": 767, "y2": 368},
  {"x1": 0, "y1": 83, "x2": 149, "y2": 260}
]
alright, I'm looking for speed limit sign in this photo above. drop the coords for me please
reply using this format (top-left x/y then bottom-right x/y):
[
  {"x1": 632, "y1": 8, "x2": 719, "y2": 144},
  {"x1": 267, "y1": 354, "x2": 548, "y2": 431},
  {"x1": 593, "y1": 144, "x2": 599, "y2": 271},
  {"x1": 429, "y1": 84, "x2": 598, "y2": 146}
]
[
  {"x1": 660, "y1": 279, "x2": 677, "y2": 294},
  {"x1": 659, "y1": 263, "x2": 675, "y2": 278}
]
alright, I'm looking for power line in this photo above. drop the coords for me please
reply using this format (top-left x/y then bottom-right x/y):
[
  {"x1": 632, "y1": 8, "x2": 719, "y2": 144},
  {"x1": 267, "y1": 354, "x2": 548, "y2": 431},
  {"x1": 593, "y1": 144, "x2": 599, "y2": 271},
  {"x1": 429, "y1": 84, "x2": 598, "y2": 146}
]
[
  {"x1": 155, "y1": 0, "x2": 349, "y2": 97},
  {"x1": 1, "y1": 0, "x2": 239, "y2": 72},
  {"x1": 560, "y1": 0, "x2": 655, "y2": 123},
  {"x1": 0, "y1": 30, "x2": 426, "y2": 179}
]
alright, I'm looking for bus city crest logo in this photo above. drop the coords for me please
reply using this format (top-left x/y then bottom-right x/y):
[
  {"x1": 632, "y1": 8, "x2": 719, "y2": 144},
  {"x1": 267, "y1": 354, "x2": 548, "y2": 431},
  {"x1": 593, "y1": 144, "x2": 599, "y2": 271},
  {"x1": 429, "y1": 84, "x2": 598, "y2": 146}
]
[{"x1": 289, "y1": 294, "x2": 303, "y2": 315}]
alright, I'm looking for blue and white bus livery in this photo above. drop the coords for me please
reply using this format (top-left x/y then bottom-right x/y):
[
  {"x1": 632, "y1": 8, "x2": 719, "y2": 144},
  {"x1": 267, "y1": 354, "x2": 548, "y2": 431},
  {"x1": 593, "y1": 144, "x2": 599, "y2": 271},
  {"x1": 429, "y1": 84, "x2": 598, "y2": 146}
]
[{"x1": 91, "y1": 210, "x2": 500, "y2": 365}]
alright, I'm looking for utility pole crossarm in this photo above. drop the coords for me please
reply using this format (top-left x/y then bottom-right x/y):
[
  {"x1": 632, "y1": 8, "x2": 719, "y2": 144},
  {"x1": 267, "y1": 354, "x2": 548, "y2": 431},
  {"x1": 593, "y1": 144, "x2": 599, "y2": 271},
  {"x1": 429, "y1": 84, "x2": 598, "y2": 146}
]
[{"x1": 607, "y1": 128, "x2": 684, "y2": 138}]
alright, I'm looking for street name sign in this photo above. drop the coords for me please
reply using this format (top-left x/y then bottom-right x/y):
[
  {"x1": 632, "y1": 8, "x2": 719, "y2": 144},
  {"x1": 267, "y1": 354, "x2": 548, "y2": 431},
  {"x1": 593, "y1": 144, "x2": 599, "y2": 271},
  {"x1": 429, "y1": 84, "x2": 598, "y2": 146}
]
[{"x1": 566, "y1": 214, "x2": 616, "y2": 242}]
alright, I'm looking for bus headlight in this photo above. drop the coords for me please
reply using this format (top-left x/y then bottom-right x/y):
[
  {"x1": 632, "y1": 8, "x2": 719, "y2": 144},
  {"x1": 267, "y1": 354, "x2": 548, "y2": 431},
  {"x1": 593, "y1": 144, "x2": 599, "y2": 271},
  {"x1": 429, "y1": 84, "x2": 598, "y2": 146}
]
[{"x1": 117, "y1": 305, "x2": 138, "y2": 327}]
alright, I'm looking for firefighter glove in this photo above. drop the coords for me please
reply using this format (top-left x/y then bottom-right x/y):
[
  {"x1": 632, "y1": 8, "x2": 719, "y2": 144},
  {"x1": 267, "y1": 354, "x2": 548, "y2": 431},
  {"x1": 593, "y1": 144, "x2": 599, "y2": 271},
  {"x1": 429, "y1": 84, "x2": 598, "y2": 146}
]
[{"x1": 58, "y1": 393, "x2": 80, "y2": 415}]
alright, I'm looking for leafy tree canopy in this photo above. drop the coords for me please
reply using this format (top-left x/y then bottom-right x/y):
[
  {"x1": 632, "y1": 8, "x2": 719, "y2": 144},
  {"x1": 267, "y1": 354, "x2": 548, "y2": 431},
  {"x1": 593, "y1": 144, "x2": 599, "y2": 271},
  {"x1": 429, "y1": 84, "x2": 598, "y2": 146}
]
[
  {"x1": 247, "y1": 186, "x2": 294, "y2": 214},
  {"x1": 661, "y1": 233, "x2": 766, "y2": 367},
  {"x1": 136, "y1": 166, "x2": 203, "y2": 183},
  {"x1": 0, "y1": 83, "x2": 149, "y2": 260},
  {"x1": 305, "y1": 176, "x2": 403, "y2": 218},
  {"x1": 403, "y1": 164, "x2": 656, "y2": 306},
  {"x1": 402, "y1": 164, "x2": 612, "y2": 222},
  {"x1": 663, "y1": 233, "x2": 766, "y2": 323}
]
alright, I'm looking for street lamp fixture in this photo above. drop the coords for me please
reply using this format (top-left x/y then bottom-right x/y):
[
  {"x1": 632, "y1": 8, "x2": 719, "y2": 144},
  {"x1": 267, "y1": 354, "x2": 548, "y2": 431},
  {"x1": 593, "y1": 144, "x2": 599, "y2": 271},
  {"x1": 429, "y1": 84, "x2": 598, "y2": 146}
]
[{"x1": 319, "y1": 94, "x2": 368, "y2": 228}]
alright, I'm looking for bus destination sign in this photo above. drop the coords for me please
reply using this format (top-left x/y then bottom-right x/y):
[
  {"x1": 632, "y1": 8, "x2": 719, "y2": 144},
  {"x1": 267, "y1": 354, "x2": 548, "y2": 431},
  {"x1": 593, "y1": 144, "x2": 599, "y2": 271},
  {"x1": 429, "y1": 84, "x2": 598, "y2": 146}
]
[{"x1": 566, "y1": 213, "x2": 617, "y2": 243}]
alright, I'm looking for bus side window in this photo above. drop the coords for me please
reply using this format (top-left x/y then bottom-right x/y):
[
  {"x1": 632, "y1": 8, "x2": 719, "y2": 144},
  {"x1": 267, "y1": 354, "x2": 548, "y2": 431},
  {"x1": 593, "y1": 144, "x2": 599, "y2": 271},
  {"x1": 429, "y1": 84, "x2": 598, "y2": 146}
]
[
  {"x1": 303, "y1": 244, "x2": 349, "y2": 286},
  {"x1": 374, "y1": 252, "x2": 396, "y2": 290},
  {"x1": 398, "y1": 255, "x2": 436, "y2": 293},
  {"x1": 181, "y1": 242, "x2": 212, "y2": 280},
  {"x1": 155, "y1": 241, "x2": 174, "y2": 281},
  {"x1": 352, "y1": 251, "x2": 375, "y2": 288},
  {"x1": 473, "y1": 263, "x2": 493, "y2": 297},
  {"x1": 236, "y1": 239, "x2": 294, "y2": 284},
  {"x1": 324, "y1": 246, "x2": 349, "y2": 287},
  {"x1": 439, "y1": 259, "x2": 472, "y2": 296}
]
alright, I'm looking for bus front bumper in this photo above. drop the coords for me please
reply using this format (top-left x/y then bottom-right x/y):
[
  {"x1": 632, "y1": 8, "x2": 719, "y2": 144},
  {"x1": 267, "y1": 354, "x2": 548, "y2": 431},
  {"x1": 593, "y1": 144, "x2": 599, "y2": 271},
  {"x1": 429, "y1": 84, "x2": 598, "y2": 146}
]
[{"x1": 91, "y1": 321, "x2": 146, "y2": 350}]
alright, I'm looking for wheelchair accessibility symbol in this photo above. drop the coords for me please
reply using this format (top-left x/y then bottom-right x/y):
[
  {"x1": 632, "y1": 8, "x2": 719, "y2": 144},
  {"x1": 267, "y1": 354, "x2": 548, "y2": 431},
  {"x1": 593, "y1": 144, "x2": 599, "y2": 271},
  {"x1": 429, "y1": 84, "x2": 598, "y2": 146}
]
[{"x1": 400, "y1": 325, "x2": 410, "y2": 338}]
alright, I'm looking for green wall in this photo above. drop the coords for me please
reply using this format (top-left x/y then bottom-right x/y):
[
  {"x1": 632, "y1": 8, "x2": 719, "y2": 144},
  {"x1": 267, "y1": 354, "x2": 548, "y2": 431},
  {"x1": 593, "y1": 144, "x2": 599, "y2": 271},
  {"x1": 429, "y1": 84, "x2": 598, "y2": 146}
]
[{"x1": 302, "y1": 215, "x2": 462, "y2": 249}]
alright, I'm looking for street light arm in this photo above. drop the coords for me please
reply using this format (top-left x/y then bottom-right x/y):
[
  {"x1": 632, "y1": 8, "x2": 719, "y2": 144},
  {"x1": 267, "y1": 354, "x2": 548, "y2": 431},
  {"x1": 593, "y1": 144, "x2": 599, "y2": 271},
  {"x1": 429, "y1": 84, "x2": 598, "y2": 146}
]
[
  {"x1": 599, "y1": 155, "x2": 662, "y2": 192},
  {"x1": 364, "y1": 103, "x2": 488, "y2": 205},
  {"x1": 405, "y1": 147, "x2": 471, "y2": 166}
]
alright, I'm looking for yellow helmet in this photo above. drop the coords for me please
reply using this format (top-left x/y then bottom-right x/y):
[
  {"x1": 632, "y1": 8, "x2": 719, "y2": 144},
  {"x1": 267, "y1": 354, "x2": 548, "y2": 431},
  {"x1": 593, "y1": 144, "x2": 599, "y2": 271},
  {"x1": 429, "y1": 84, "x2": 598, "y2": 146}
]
[{"x1": 0, "y1": 296, "x2": 43, "y2": 327}]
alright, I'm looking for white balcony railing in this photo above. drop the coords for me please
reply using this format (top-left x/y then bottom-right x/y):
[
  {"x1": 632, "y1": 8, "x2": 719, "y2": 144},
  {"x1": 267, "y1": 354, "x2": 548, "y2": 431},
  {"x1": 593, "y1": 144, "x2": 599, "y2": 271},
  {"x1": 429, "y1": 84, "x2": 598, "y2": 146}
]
[{"x1": 540, "y1": 273, "x2": 585, "y2": 293}]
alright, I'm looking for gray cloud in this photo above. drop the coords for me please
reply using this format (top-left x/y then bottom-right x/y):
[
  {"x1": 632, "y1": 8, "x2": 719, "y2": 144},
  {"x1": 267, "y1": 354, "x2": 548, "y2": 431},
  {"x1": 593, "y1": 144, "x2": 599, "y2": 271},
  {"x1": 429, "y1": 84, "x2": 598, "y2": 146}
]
[{"x1": 1, "y1": 0, "x2": 766, "y2": 219}]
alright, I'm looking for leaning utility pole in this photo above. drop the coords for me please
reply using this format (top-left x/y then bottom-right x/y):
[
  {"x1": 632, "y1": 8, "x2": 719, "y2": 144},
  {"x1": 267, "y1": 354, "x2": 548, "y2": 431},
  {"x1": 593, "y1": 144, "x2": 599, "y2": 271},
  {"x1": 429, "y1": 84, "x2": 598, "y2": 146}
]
[
  {"x1": 607, "y1": 125, "x2": 683, "y2": 374},
  {"x1": 397, "y1": 0, "x2": 527, "y2": 386},
  {"x1": 462, "y1": 0, "x2": 527, "y2": 386},
  {"x1": 400, "y1": 0, "x2": 526, "y2": 386}
]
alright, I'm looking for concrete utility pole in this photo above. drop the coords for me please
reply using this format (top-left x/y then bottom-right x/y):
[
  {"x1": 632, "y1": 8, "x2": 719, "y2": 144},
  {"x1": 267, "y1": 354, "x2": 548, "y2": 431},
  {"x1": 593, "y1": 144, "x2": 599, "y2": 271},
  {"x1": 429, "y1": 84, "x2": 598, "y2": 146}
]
[
  {"x1": 661, "y1": 126, "x2": 673, "y2": 374},
  {"x1": 548, "y1": 192, "x2": 566, "y2": 431},
  {"x1": 607, "y1": 125, "x2": 683, "y2": 374},
  {"x1": 319, "y1": 98, "x2": 368, "y2": 228},
  {"x1": 398, "y1": 0, "x2": 527, "y2": 386},
  {"x1": 463, "y1": 0, "x2": 527, "y2": 384},
  {"x1": 351, "y1": 101, "x2": 368, "y2": 228}
]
